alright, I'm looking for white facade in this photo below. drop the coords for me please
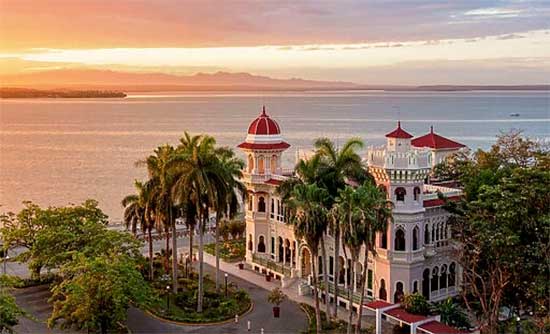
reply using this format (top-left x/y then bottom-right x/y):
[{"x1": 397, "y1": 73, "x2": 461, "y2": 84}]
[{"x1": 240, "y1": 116, "x2": 462, "y2": 310}]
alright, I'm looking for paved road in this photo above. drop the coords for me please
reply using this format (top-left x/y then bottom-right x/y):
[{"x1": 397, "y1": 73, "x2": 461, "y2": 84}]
[
  {"x1": 126, "y1": 263, "x2": 308, "y2": 334},
  {"x1": 12, "y1": 285, "x2": 74, "y2": 333}
]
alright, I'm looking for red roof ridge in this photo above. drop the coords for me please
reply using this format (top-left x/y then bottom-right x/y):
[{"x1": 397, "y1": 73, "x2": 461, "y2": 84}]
[
  {"x1": 385, "y1": 121, "x2": 414, "y2": 139},
  {"x1": 412, "y1": 126, "x2": 465, "y2": 149}
]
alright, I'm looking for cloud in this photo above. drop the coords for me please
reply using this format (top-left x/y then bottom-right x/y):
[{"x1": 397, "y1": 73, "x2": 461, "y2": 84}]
[
  {"x1": 1, "y1": 1, "x2": 549, "y2": 50},
  {"x1": 497, "y1": 33, "x2": 526, "y2": 40}
]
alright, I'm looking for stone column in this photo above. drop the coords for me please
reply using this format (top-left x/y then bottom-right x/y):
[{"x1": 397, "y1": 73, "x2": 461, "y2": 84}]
[{"x1": 283, "y1": 244, "x2": 287, "y2": 266}]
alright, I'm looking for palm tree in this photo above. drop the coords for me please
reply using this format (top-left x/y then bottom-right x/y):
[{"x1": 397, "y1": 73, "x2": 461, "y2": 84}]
[
  {"x1": 314, "y1": 137, "x2": 365, "y2": 318},
  {"x1": 138, "y1": 144, "x2": 178, "y2": 292},
  {"x1": 354, "y1": 182, "x2": 392, "y2": 333},
  {"x1": 334, "y1": 186, "x2": 365, "y2": 334},
  {"x1": 211, "y1": 147, "x2": 244, "y2": 290},
  {"x1": 286, "y1": 183, "x2": 329, "y2": 334},
  {"x1": 171, "y1": 132, "x2": 225, "y2": 312}
]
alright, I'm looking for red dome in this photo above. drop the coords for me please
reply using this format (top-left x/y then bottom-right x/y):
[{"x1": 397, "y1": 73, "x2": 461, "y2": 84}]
[{"x1": 247, "y1": 106, "x2": 281, "y2": 135}]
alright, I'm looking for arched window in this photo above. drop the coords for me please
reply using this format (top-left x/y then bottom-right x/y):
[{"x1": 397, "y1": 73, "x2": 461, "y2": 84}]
[
  {"x1": 258, "y1": 197, "x2": 266, "y2": 212},
  {"x1": 379, "y1": 279, "x2": 387, "y2": 301},
  {"x1": 413, "y1": 187, "x2": 421, "y2": 201},
  {"x1": 248, "y1": 196, "x2": 253, "y2": 211},
  {"x1": 270, "y1": 199, "x2": 275, "y2": 218},
  {"x1": 271, "y1": 237, "x2": 275, "y2": 254},
  {"x1": 395, "y1": 187, "x2": 406, "y2": 202},
  {"x1": 380, "y1": 228, "x2": 388, "y2": 249},
  {"x1": 449, "y1": 263, "x2": 456, "y2": 287},
  {"x1": 247, "y1": 154, "x2": 254, "y2": 173},
  {"x1": 444, "y1": 224, "x2": 449, "y2": 239},
  {"x1": 394, "y1": 281, "x2": 404, "y2": 303},
  {"x1": 432, "y1": 225, "x2": 435, "y2": 242},
  {"x1": 413, "y1": 226, "x2": 419, "y2": 250},
  {"x1": 270, "y1": 155, "x2": 278, "y2": 174},
  {"x1": 257, "y1": 236, "x2": 266, "y2": 253},
  {"x1": 435, "y1": 223, "x2": 440, "y2": 241},
  {"x1": 258, "y1": 156, "x2": 265, "y2": 174},
  {"x1": 248, "y1": 234, "x2": 253, "y2": 251},
  {"x1": 394, "y1": 228, "x2": 406, "y2": 251},
  {"x1": 424, "y1": 225, "x2": 430, "y2": 245},
  {"x1": 431, "y1": 267, "x2": 439, "y2": 292},
  {"x1": 413, "y1": 281, "x2": 418, "y2": 294},
  {"x1": 440, "y1": 264, "x2": 448, "y2": 289}
]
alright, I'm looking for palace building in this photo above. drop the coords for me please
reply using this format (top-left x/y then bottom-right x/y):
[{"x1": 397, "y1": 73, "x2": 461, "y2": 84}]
[{"x1": 238, "y1": 107, "x2": 464, "y2": 311}]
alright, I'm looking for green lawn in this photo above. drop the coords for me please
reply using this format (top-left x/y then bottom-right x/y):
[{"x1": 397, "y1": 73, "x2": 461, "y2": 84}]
[{"x1": 147, "y1": 273, "x2": 251, "y2": 323}]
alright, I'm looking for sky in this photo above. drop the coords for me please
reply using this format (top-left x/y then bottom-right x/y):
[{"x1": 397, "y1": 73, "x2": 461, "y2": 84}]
[{"x1": 1, "y1": 0, "x2": 549, "y2": 85}]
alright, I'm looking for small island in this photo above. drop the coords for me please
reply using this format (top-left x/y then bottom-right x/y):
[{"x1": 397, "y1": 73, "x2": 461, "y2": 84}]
[{"x1": 0, "y1": 87, "x2": 126, "y2": 98}]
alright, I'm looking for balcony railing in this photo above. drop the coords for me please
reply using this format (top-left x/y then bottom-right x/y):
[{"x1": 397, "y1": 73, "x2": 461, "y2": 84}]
[
  {"x1": 317, "y1": 281, "x2": 370, "y2": 304},
  {"x1": 252, "y1": 253, "x2": 292, "y2": 276}
]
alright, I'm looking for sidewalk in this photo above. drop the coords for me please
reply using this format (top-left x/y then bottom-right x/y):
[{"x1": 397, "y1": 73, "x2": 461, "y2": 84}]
[{"x1": 196, "y1": 250, "x2": 391, "y2": 333}]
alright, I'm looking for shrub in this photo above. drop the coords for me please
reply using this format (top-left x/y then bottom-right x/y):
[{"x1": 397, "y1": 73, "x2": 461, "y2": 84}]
[
  {"x1": 267, "y1": 287, "x2": 287, "y2": 306},
  {"x1": 403, "y1": 293, "x2": 430, "y2": 315}
]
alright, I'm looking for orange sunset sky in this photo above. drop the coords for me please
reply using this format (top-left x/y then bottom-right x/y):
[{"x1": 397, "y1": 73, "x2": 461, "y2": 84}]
[{"x1": 0, "y1": 0, "x2": 549, "y2": 85}]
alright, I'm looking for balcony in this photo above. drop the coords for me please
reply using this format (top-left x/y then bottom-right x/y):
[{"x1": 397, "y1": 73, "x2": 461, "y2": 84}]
[{"x1": 252, "y1": 253, "x2": 292, "y2": 276}]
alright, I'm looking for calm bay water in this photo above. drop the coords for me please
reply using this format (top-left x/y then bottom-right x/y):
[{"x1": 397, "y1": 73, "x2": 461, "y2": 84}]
[{"x1": 1, "y1": 91, "x2": 548, "y2": 221}]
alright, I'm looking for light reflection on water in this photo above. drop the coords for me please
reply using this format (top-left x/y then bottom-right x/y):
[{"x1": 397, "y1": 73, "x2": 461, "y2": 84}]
[{"x1": 1, "y1": 91, "x2": 548, "y2": 220}]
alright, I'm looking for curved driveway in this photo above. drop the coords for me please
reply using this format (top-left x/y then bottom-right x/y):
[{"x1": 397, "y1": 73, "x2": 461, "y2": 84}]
[{"x1": 126, "y1": 263, "x2": 307, "y2": 334}]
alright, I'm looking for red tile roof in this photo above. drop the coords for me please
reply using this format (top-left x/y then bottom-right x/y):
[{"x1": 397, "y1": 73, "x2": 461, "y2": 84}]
[
  {"x1": 364, "y1": 300, "x2": 394, "y2": 309},
  {"x1": 247, "y1": 106, "x2": 281, "y2": 135},
  {"x1": 385, "y1": 121, "x2": 414, "y2": 139},
  {"x1": 385, "y1": 308, "x2": 427, "y2": 323},
  {"x1": 419, "y1": 320, "x2": 468, "y2": 334},
  {"x1": 412, "y1": 126, "x2": 465, "y2": 150},
  {"x1": 423, "y1": 195, "x2": 461, "y2": 208},
  {"x1": 265, "y1": 179, "x2": 282, "y2": 186},
  {"x1": 237, "y1": 141, "x2": 291, "y2": 150}
]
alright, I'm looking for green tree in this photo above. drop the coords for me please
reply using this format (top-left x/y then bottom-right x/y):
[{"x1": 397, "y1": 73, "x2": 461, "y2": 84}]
[
  {"x1": 48, "y1": 253, "x2": 154, "y2": 334},
  {"x1": 433, "y1": 298, "x2": 470, "y2": 330},
  {"x1": 287, "y1": 183, "x2": 329, "y2": 334},
  {"x1": 1, "y1": 200, "x2": 108, "y2": 279},
  {"x1": 313, "y1": 137, "x2": 365, "y2": 319},
  {"x1": 444, "y1": 132, "x2": 549, "y2": 334},
  {"x1": 0, "y1": 276, "x2": 25, "y2": 333},
  {"x1": 122, "y1": 180, "x2": 157, "y2": 280},
  {"x1": 171, "y1": 132, "x2": 228, "y2": 312},
  {"x1": 138, "y1": 144, "x2": 179, "y2": 293}
]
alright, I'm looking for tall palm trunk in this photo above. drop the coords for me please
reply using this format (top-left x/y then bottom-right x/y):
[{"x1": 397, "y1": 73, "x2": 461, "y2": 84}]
[
  {"x1": 171, "y1": 208, "x2": 178, "y2": 293},
  {"x1": 320, "y1": 236, "x2": 331, "y2": 318},
  {"x1": 188, "y1": 224, "x2": 194, "y2": 277},
  {"x1": 214, "y1": 212, "x2": 222, "y2": 291},
  {"x1": 148, "y1": 227, "x2": 154, "y2": 281},
  {"x1": 165, "y1": 227, "x2": 170, "y2": 273},
  {"x1": 197, "y1": 211, "x2": 206, "y2": 313},
  {"x1": 311, "y1": 250, "x2": 322, "y2": 334},
  {"x1": 333, "y1": 224, "x2": 340, "y2": 319},
  {"x1": 356, "y1": 247, "x2": 369, "y2": 334},
  {"x1": 347, "y1": 256, "x2": 355, "y2": 334}
]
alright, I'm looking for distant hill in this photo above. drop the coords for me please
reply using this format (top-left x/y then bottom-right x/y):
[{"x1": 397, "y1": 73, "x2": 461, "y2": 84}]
[
  {"x1": 1, "y1": 69, "x2": 548, "y2": 92},
  {"x1": 0, "y1": 69, "x2": 359, "y2": 90}
]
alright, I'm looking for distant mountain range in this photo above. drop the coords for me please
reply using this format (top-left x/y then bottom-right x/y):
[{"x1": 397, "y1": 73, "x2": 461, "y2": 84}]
[{"x1": 1, "y1": 69, "x2": 548, "y2": 92}]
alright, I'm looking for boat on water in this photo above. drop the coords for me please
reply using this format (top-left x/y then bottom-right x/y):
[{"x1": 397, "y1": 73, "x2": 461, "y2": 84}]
[{"x1": 509, "y1": 113, "x2": 520, "y2": 117}]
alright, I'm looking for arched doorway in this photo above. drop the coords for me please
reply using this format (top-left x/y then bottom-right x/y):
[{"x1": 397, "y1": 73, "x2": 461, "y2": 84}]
[
  {"x1": 301, "y1": 247, "x2": 311, "y2": 278},
  {"x1": 284, "y1": 239, "x2": 291, "y2": 263},
  {"x1": 257, "y1": 236, "x2": 266, "y2": 253},
  {"x1": 379, "y1": 279, "x2": 387, "y2": 301}
]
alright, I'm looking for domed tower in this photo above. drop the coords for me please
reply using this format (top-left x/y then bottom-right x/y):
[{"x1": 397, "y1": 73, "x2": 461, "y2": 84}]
[
  {"x1": 238, "y1": 107, "x2": 292, "y2": 268},
  {"x1": 238, "y1": 106, "x2": 290, "y2": 177},
  {"x1": 366, "y1": 121, "x2": 432, "y2": 303}
]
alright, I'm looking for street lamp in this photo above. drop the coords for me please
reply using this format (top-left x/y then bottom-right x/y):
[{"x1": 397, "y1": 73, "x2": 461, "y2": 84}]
[
  {"x1": 516, "y1": 316, "x2": 521, "y2": 334},
  {"x1": 166, "y1": 285, "x2": 171, "y2": 312},
  {"x1": 224, "y1": 273, "x2": 228, "y2": 297}
]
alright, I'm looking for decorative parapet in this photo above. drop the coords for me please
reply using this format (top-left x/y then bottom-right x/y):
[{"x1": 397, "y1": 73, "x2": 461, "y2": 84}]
[{"x1": 366, "y1": 145, "x2": 432, "y2": 170}]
